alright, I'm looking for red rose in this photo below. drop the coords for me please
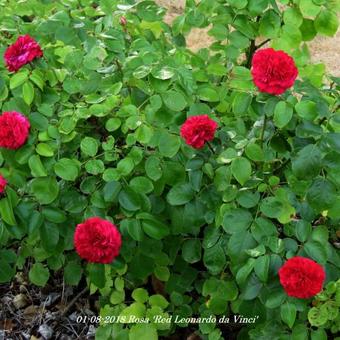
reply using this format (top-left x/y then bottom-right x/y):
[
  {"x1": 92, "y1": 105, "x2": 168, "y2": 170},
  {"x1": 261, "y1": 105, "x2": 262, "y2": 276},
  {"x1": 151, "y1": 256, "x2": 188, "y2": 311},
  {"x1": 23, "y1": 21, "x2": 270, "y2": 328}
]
[
  {"x1": 0, "y1": 111, "x2": 30, "y2": 150},
  {"x1": 278, "y1": 256, "x2": 325, "y2": 299},
  {"x1": 251, "y1": 48, "x2": 298, "y2": 95},
  {"x1": 4, "y1": 35, "x2": 43, "y2": 72},
  {"x1": 74, "y1": 217, "x2": 122, "y2": 264},
  {"x1": 180, "y1": 115, "x2": 218, "y2": 149},
  {"x1": 0, "y1": 175, "x2": 7, "y2": 194}
]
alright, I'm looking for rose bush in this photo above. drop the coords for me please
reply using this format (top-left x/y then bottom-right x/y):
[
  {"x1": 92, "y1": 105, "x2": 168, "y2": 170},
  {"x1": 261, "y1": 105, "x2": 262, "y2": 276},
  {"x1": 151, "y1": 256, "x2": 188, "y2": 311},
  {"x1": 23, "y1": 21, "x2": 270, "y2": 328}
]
[{"x1": 0, "y1": 0, "x2": 339, "y2": 339}]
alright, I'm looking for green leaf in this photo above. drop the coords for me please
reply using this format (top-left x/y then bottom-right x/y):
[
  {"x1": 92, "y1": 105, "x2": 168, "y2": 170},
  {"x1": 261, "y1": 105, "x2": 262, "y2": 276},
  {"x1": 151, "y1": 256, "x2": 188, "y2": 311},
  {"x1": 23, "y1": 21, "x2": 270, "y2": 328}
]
[
  {"x1": 119, "y1": 188, "x2": 141, "y2": 211},
  {"x1": 54, "y1": 158, "x2": 79, "y2": 181},
  {"x1": 182, "y1": 239, "x2": 201, "y2": 263},
  {"x1": 41, "y1": 207, "x2": 66, "y2": 223},
  {"x1": 274, "y1": 101, "x2": 293, "y2": 128},
  {"x1": 0, "y1": 260, "x2": 14, "y2": 283},
  {"x1": 308, "y1": 307, "x2": 328, "y2": 327},
  {"x1": 265, "y1": 289, "x2": 287, "y2": 308},
  {"x1": 232, "y1": 92, "x2": 252, "y2": 115},
  {"x1": 248, "y1": 0, "x2": 269, "y2": 15},
  {"x1": 283, "y1": 8, "x2": 303, "y2": 27},
  {"x1": 259, "y1": 10, "x2": 281, "y2": 38},
  {"x1": 154, "y1": 266, "x2": 170, "y2": 281},
  {"x1": 231, "y1": 157, "x2": 251, "y2": 185},
  {"x1": 260, "y1": 197, "x2": 283, "y2": 218},
  {"x1": 223, "y1": 209, "x2": 253, "y2": 233},
  {"x1": 203, "y1": 243, "x2": 226, "y2": 275},
  {"x1": 31, "y1": 177, "x2": 59, "y2": 205},
  {"x1": 130, "y1": 177, "x2": 154, "y2": 194},
  {"x1": 30, "y1": 70, "x2": 44, "y2": 90},
  {"x1": 129, "y1": 324, "x2": 157, "y2": 340},
  {"x1": 149, "y1": 294, "x2": 169, "y2": 309},
  {"x1": 162, "y1": 91, "x2": 187, "y2": 111},
  {"x1": 10, "y1": 69, "x2": 29, "y2": 89},
  {"x1": 132, "y1": 288, "x2": 149, "y2": 303},
  {"x1": 299, "y1": 0, "x2": 321, "y2": 17},
  {"x1": 245, "y1": 144, "x2": 264, "y2": 162},
  {"x1": 237, "y1": 191, "x2": 260, "y2": 208},
  {"x1": 22, "y1": 81, "x2": 35, "y2": 105},
  {"x1": 227, "y1": 0, "x2": 247, "y2": 9},
  {"x1": 292, "y1": 145, "x2": 322, "y2": 179},
  {"x1": 306, "y1": 178, "x2": 336, "y2": 211},
  {"x1": 142, "y1": 219, "x2": 169, "y2": 240},
  {"x1": 197, "y1": 86, "x2": 220, "y2": 102},
  {"x1": 295, "y1": 101, "x2": 318, "y2": 120},
  {"x1": 254, "y1": 255, "x2": 270, "y2": 282},
  {"x1": 29, "y1": 155, "x2": 47, "y2": 177},
  {"x1": 151, "y1": 65, "x2": 175, "y2": 80},
  {"x1": 158, "y1": 132, "x2": 181, "y2": 158},
  {"x1": 29, "y1": 263, "x2": 49, "y2": 287},
  {"x1": 81, "y1": 137, "x2": 99, "y2": 157},
  {"x1": 40, "y1": 223, "x2": 59, "y2": 251},
  {"x1": 121, "y1": 219, "x2": 144, "y2": 241},
  {"x1": 166, "y1": 183, "x2": 194, "y2": 206},
  {"x1": 294, "y1": 220, "x2": 312, "y2": 243},
  {"x1": 88, "y1": 263, "x2": 106, "y2": 288},
  {"x1": 0, "y1": 197, "x2": 17, "y2": 226},
  {"x1": 117, "y1": 158, "x2": 135, "y2": 176},
  {"x1": 281, "y1": 302, "x2": 297, "y2": 328},
  {"x1": 64, "y1": 261, "x2": 82, "y2": 286},
  {"x1": 145, "y1": 156, "x2": 162, "y2": 181},
  {"x1": 36, "y1": 143, "x2": 54, "y2": 157},
  {"x1": 236, "y1": 258, "x2": 255, "y2": 285},
  {"x1": 85, "y1": 160, "x2": 105, "y2": 175},
  {"x1": 304, "y1": 240, "x2": 328, "y2": 264},
  {"x1": 310, "y1": 329, "x2": 328, "y2": 340},
  {"x1": 314, "y1": 9, "x2": 339, "y2": 36}
]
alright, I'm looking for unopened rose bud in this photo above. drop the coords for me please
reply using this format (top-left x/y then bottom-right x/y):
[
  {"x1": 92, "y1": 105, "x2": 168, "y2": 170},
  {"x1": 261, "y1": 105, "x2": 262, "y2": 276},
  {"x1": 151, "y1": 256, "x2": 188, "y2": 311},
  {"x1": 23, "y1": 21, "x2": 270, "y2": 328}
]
[{"x1": 120, "y1": 16, "x2": 127, "y2": 26}]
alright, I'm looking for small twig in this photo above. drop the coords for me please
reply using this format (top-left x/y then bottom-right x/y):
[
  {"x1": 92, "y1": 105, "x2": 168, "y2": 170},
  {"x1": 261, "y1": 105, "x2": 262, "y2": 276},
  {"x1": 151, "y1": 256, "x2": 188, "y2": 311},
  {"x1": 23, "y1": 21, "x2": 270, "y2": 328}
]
[
  {"x1": 256, "y1": 38, "x2": 270, "y2": 50},
  {"x1": 59, "y1": 286, "x2": 89, "y2": 318},
  {"x1": 38, "y1": 298, "x2": 48, "y2": 325}
]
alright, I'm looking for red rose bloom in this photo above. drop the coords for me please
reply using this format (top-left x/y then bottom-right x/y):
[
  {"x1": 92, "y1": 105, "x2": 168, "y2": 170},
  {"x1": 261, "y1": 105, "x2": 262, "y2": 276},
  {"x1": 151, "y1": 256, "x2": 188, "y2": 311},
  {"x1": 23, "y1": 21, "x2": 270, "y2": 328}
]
[
  {"x1": 251, "y1": 48, "x2": 298, "y2": 95},
  {"x1": 278, "y1": 256, "x2": 325, "y2": 299},
  {"x1": 4, "y1": 35, "x2": 43, "y2": 72},
  {"x1": 74, "y1": 217, "x2": 122, "y2": 264},
  {"x1": 0, "y1": 175, "x2": 7, "y2": 194},
  {"x1": 0, "y1": 111, "x2": 30, "y2": 150},
  {"x1": 180, "y1": 114, "x2": 218, "y2": 149}
]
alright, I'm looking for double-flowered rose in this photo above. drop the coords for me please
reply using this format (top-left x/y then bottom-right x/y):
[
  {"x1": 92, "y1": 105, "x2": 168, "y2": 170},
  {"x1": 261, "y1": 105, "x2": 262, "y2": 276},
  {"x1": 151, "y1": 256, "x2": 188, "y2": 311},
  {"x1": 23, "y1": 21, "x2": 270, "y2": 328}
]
[
  {"x1": 180, "y1": 114, "x2": 218, "y2": 149},
  {"x1": 74, "y1": 217, "x2": 122, "y2": 264},
  {"x1": 278, "y1": 256, "x2": 326, "y2": 299},
  {"x1": 0, "y1": 175, "x2": 7, "y2": 195},
  {"x1": 251, "y1": 48, "x2": 298, "y2": 95},
  {"x1": 4, "y1": 34, "x2": 43, "y2": 72},
  {"x1": 0, "y1": 111, "x2": 30, "y2": 150}
]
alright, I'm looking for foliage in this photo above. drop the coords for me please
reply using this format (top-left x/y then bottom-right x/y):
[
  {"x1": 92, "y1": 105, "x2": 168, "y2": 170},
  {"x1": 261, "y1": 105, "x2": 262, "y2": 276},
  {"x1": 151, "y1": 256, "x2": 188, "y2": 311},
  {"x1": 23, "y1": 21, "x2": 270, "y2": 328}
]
[{"x1": 0, "y1": 0, "x2": 339, "y2": 339}]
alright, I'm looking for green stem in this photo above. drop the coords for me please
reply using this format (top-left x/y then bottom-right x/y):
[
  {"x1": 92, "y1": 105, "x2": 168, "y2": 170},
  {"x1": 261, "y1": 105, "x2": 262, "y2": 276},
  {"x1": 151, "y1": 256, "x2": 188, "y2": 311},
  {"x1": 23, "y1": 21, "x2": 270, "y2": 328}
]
[
  {"x1": 260, "y1": 114, "x2": 268, "y2": 147},
  {"x1": 206, "y1": 141, "x2": 215, "y2": 154}
]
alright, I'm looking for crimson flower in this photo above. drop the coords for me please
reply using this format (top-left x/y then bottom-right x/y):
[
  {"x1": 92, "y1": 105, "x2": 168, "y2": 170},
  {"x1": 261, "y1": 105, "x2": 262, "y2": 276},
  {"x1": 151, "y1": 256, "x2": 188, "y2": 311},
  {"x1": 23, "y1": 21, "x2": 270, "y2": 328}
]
[
  {"x1": 251, "y1": 48, "x2": 298, "y2": 95},
  {"x1": 4, "y1": 35, "x2": 43, "y2": 72},
  {"x1": 0, "y1": 111, "x2": 30, "y2": 150},
  {"x1": 74, "y1": 217, "x2": 122, "y2": 264},
  {"x1": 0, "y1": 175, "x2": 7, "y2": 194},
  {"x1": 180, "y1": 114, "x2": 218, "y2": 149},
  {"x1": 278, "y1": 256, "x2": 325, "y2": 299}
]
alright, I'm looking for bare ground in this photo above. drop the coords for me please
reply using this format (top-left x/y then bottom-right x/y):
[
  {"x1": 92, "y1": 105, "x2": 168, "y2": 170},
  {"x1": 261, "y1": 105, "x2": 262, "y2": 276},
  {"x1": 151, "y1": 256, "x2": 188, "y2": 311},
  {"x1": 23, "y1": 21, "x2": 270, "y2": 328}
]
[{"x1": 156, "y1": 0, "x2": 340, "y2": 76}]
